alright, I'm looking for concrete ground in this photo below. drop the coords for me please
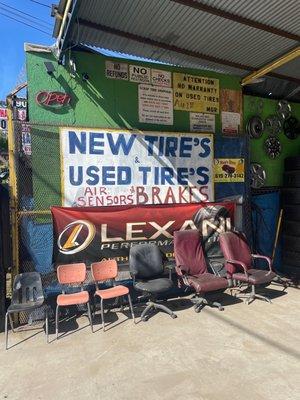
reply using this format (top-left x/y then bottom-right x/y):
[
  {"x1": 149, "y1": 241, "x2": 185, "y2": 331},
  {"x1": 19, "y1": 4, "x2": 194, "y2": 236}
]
[{"x1": 0, "y1": 283, "x2": 299, "y2": 400}]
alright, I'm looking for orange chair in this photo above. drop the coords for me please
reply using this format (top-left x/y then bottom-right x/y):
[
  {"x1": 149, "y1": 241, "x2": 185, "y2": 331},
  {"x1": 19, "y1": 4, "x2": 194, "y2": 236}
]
[
  {"x1": 56, "y1": 263, "x2": 93, "y2": 339},
  {"x1": 91, "y1": 260, "x2": 135, "y2": 331}
]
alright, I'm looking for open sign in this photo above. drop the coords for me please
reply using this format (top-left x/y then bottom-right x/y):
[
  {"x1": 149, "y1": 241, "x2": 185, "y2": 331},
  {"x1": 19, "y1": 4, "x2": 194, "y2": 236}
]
[{"x1": 36, "y1": 91, "x2": 71, "y2": 108}]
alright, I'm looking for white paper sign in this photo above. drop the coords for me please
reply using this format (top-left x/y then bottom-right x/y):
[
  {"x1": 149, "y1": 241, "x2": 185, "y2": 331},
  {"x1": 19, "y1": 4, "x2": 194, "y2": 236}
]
[
  {"x1": 105, "y1": 61, "x2": 128, "y2": 80},
  {"x1": 151, "y1": 69, "x2": 172, "y2": 87},
  {"x1": 190, "y1": 113, "x2": 215, "y2": 133},
  {"x1": 139, "y1": 85, "x2": 173, "y2": 125},
  {"x1": 60, "y1": 129, "x2": 214, "y2": 207},
  {"x1": 221, "y1": 111, "x2": 241, "y2": 135},
  {"x1": 129, "y1": 65, "x2": 151, "y2": 83}
]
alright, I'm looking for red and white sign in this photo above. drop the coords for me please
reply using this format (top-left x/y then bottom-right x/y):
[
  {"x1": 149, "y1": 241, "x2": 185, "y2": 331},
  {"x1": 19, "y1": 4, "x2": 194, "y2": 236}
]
[
  {"x1": 36, "y1": 91, "x2": 71, "y2": 108},
  {"x1": 51, "y1": 202, "x2": 235, "y2": 266}
]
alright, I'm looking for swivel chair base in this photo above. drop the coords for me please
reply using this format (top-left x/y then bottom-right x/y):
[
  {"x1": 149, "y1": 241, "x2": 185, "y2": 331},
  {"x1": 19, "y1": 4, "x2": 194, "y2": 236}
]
[
  {"x1": 141, "y1": 301, "x2": 177, "y2": 321},
  {"x1": 233, "y1": 284, "x2": 272, "y2": 305},
  {"x1": 191, "y1": 295, "x2": 224, "y2": 313}
]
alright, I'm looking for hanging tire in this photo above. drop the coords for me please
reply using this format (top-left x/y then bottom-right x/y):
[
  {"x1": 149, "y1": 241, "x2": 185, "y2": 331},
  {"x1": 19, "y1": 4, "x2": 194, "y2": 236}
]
[
  {"x1": 282, "y1": 220, "x2": 300, "y2": 236},
  {"x1": 282, "y1": 188, "x2": 300, "y2": 205},
  {"x1": 282, "y1": 235, "x2": 300, "y2": 252},
  {"x1": 285, "y1": 156, "x2": 300, "y2": 171},
  {"x1": 283, "y1": 205, "x2": 300, "y2": 221},
  {"x1": 282, "y1": 251, "x2": 300, "y2": 268},
  {"x1": 283, "y1": 171, "x2": 300, "y2": 187}
]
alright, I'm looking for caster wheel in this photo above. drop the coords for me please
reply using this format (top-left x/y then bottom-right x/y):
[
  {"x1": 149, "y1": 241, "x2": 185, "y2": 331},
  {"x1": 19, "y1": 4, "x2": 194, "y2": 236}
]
[
  {"x1": 194, "y1": 306, "x2": 201, "y2": 313},
  {"x1": 171, "y1": 313, "x2": 177, "y2": 319},
  {"x1": 141, "y1": 315, "x2": 149, "y2": 322},
  {"x1": 219, "y1": 307, "x2": 224, "y2": 311}
]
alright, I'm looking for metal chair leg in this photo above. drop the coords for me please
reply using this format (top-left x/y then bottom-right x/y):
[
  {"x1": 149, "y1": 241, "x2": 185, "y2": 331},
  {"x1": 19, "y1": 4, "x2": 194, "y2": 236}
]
[
  {"x1": 87, "y1": 302, "x2": 93, "y2": 332},
  {"x1": 92, "y1": 295, "x2": 97, "y2": 318},
  {"x1": 8, "y1": 313, "x2": 15, "y2": 333},
  {"x1": 45, "y1": 307, "x2": 49, "y2": 343},
  {"x1": 155, "y1": 303, "x2": 177, "y2": 319},
  {"x1": 127, "y1": 294, "x2": 135, "y2": 324},
  {"x1": 100, "y1": 298, "x2": 105, "y2": 331},
  {"x1": 141, "y1": 302, "x2": 154, "y2": 321},
  {"x1": 55, "y1": 305, "x2": 59, "y2": 340},
  {"x1": 5, "y1": 312, "x2": 8, "y2": 350}
]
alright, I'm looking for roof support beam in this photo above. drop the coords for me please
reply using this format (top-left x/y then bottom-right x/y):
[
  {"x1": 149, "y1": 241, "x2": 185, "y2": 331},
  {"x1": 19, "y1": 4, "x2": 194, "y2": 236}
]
[
  {"x1": 242, "y1": 47, "x2": 300, "y2": 86},
  {"x1": 172, "y1": 0, "x2": 300, "y2": 42},
  {"x1": 77, "y1": 19, "x2": 300, "y2": 85}
]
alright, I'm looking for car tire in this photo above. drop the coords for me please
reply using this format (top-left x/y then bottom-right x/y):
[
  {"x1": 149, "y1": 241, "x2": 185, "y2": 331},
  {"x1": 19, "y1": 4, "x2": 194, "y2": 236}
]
[
  {"x1": 283, "y1": 205, "x2": 300, "y2": 221},
  {"x1": 283, "y1": 171, "x2": 300, "y2": 187},
  {"x1": 282, "y1": 235, "x2": 300, "y2": 252},
  {"x1": 282, "y1": 251, "x2": 300, "y2": 268},
  {"x1": 282, "y1": 188, "x2": 300, "y2": 205},
  {"x1": 285, "y1": 156, "x2": 300, "y2": 171},
  {"x1": 282, "y1": 220, "x2": 300, "y2": 236}
]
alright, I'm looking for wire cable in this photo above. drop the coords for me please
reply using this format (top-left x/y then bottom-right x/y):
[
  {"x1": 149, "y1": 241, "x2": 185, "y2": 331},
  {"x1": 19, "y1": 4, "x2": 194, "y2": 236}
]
[
  {"x1": 0, "y1": 6, "x2": 52, "y2": 30},
  {"x1": 0, "y1": 1, "x2": 52, "y2": 26},
  {"x1": 0, "y1": 12, "x2": 51, "y2": 36},
  {"x1": 30, "y1": 0, "x2": 51, "y2": 8}
]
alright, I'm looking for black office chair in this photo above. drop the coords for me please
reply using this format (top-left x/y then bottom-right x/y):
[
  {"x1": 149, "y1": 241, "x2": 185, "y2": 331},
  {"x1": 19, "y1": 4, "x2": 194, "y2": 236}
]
[
  {"x1": 129, "y1": 244, "x2": 177, "y2": 321},
  {"x1": 5, "y1": 272, "x2": 49, "y2": 349}
]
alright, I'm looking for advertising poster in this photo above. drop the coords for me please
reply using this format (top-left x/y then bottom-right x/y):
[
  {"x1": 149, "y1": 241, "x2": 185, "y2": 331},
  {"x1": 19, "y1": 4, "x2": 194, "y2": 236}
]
[
  {"x1": 105, "y1": 61, "x2": 128, "y2": 80},
  {"x1": 221, "y1": 111, "x2": 241, "y2": 136},
  {"x1": 214, "y1": 158, "x2": 245, "y2": 182},
  {"x1": 173, "y1": 73, "x2": 219, "y2": 114},
  {"x1": 151, "y1": 69, "x2": 172, "y2": 87},
  {"x1": 60, "y1": 128, "x2": 214, "y2": 207},
  {"x1": 129, "y1": 65, "x2": 151, "y2": 83},
  {"x1": 51, "y1": 202, "x2": 235, "y2": 266},
  {"x1": 190, "y1": 112, "x2": 215, "y2": 133},
  {"x1": 138, "y1": 85, "x2": 173, "y2": 125}
]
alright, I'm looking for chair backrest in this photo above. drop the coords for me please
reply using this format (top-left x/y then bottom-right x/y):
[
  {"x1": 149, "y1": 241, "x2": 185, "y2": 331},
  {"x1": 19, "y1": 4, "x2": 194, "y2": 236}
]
[
  {"x1": 91, "y1": 260, "x2": 118, "y2": 281},
  {"x1": 219, "y1": 231, "x2": 252, "y2": 274},
  {"x1": 11, "y1": 272, "x2": 44, "y2": 305},
  {"x1": 57, "y1": 263, "x2": 86, "y2": 285},
  {"x1": 174, "y1": 230, "x2": 207, "y2": 276},
  {"x1": 129, "y1": 244, "x2": 164, "y2": 279}
]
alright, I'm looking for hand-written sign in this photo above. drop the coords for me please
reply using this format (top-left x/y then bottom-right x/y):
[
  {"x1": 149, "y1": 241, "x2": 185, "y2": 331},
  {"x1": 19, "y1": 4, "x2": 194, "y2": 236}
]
[
  {"x1": 60, "y1": 129, "x2": 214, "y2": 207},
  {"x1": 214, "y1": 158, "x2": 245, "y2": 182},
  {"x1": 173, "y1": 73, "x2": 219, "y2": 114},
  {"x1": 36, "y1": 91, "x2": 71, "y2": 108}
]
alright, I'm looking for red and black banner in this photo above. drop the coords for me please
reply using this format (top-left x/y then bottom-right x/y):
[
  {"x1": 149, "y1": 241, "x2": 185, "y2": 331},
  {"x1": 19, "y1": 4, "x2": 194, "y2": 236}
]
[{"x1": 51, "y1": 202, "x2": 235, "y2": 266}]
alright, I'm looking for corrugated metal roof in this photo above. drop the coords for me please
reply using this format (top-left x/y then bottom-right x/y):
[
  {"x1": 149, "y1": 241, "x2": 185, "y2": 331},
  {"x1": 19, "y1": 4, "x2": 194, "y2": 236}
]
[
  {"x1": 56, "y1": 0, "x2": 300, "y2": 81},
  {"x1": 197, "y1": 0, "x2": 300, "y2": 35}
]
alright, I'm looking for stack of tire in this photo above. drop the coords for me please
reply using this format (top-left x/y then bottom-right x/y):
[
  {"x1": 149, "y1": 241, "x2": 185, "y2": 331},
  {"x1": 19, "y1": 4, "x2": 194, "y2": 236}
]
[{"x1": 282, "y1": 155, "x2": 300, "y2": 278}]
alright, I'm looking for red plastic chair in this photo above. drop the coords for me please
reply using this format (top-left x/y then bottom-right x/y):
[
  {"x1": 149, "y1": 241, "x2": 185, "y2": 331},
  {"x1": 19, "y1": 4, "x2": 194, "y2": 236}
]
[
  {"x1": 56, "y1": 263, "x2": 93, "y2": 339},
  {"x1": 91, "y1": 260, "x2": 135, "y2": 331}
]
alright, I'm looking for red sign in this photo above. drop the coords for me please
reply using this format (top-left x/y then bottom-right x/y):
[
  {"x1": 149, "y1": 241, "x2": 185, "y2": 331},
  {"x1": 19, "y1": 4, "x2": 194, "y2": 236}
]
[
  {"x1": 51, "y1": 202, "x2": 235, "y2": 266},
  {"x1": 36, "y1": 91, "x2": 71, "y2": 108},
  {"x1": 0, "y1": 108, "x2": 7, "y2": 118}
]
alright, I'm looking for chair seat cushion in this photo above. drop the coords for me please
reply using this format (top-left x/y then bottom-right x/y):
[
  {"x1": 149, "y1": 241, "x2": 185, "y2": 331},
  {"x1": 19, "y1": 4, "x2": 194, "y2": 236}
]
[
  {"x1": 95, "y1": 285, "x2": 129, "y2": 300},
  {"x1": 233, "y1": 269, "x2": 276, "y2": 284},
  {"x1": 57, "y1": 291, "x2": 89, "y2": 306},
  {"x1": 187, "y1": 273, "x2": 228, "y2": 293},
  {"x1": 134, "y1": 278, "x2": 173, "y2": 294}
]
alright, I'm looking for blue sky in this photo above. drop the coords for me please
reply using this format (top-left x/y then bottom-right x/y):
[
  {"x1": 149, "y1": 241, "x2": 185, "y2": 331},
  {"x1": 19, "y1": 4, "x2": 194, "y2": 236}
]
[
  {"x1": 0, "y1": 0, "x2": 54, "y2": 99},
  {"x1": 0, "y1": 1, "x2": 167, "y2": 100}
]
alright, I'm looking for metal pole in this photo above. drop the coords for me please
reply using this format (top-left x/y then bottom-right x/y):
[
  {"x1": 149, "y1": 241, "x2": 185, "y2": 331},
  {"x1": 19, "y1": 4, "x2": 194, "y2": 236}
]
[
  {"x1": 272, "y1": 208, "x2": 283, "y2": 262},
  {"x1": 6, "y1": 96, "x2": 19, "y2": 287}
]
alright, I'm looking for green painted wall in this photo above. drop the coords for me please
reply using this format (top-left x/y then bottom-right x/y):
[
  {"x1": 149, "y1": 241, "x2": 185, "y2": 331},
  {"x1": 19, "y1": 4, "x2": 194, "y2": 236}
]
[
  {"x1": 244, "y1": 95, "x2": 300, "y2": 187},
  {"x1": 26, "y1": 49, "x2": 242, "y2": 210},
  {"x1": 27, "y1": 50, "x2": 241, "y2": 129}
]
